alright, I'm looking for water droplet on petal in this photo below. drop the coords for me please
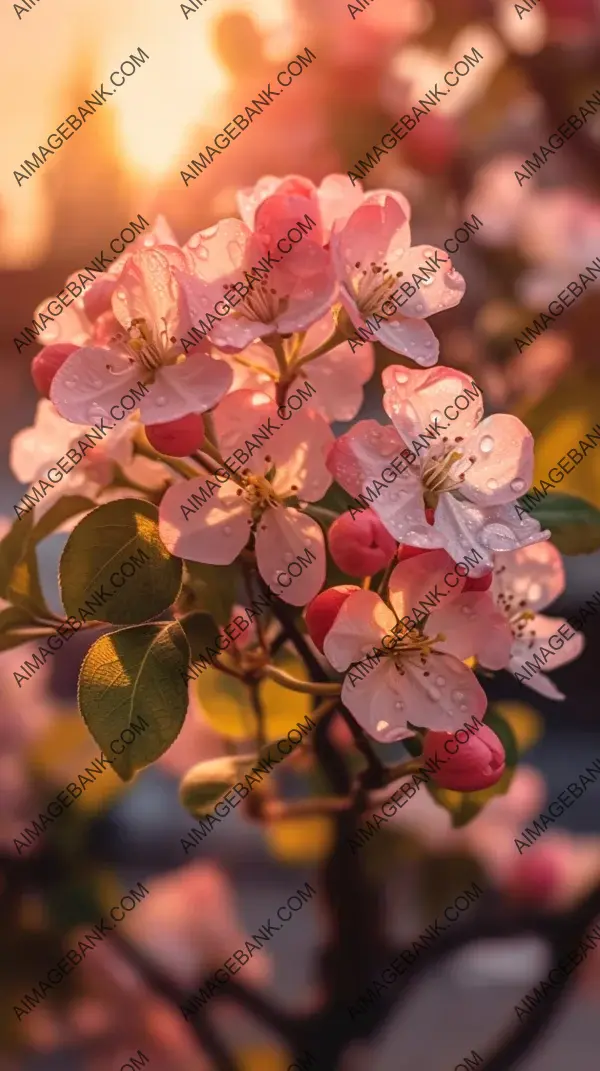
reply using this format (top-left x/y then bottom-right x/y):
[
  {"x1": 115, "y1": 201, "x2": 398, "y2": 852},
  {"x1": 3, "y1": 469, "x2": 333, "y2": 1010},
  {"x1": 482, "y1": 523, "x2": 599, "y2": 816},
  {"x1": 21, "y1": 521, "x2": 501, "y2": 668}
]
[
  {"x1": 426, "y1": 685, "x2": 441, "y2": 701},
  {"x1": 451, "y1": 690, "x2": 465, "y2": 703},
  {"x1": 394, "y1": 701, "x2": 405, "y2": 712},
  {"x1": 487, "y1": 478, "x2": 498, "y2": 490},
  {"x1": 510, "y1": 477, "x2": 526, "y2": 494},
  {"x1": 459, "y1": 703, "x2": 469, "y2": 713},
  {"x1": 377, "y1": 719, "x2": 389, "y2": 732},
  {"x1": 395, "y1": 370, "x2": 408, "y2": 384},
  {"x1": 435, "y1": 675, "x2": 446, "y2": 687},
  {"x1": 154, "y1": 396, "x2": 167, "y2": 407},
  {"x1": 64, "y1": 379, "x2": 77, "y2": 390},
  {"x1": 480, "y1": 435, "x2": 494, "y2": 454},
  {"x1": 223, "y1": 526, "x2": 232, "y2": 536},
  {"x1": 415, "y1": 303, "x2": 425, "y2": 314}
]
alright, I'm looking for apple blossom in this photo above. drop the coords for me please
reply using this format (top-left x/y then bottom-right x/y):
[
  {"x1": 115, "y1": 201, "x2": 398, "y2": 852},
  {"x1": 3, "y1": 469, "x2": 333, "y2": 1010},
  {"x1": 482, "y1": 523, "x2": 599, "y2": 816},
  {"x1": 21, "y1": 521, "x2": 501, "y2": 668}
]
[
  {"x1": 158, "y1": 389, "x2": 333, "y2": 606},
  {"x1": 486, "y1": 542, "x2": 585, "y2": 699},
  {"x1": 322, "y1": 550, "x2": 506, "y2": 742},
  {"x1": 330, "y1": 196, "x2": 466, "y2": 364},
  {"x1": 48, "y1": 248, "x2": 232, "y2": 428},
  {"x1": 328, "y1": 364, "x2": 550, "y2": 574}
]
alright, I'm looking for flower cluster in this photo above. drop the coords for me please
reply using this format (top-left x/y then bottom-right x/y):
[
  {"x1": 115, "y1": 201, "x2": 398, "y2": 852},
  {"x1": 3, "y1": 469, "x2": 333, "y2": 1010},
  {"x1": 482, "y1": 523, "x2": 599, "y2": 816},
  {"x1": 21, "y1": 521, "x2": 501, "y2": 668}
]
[{"x1": 10, "y1": 173, "x2": 586, "y2": 807}]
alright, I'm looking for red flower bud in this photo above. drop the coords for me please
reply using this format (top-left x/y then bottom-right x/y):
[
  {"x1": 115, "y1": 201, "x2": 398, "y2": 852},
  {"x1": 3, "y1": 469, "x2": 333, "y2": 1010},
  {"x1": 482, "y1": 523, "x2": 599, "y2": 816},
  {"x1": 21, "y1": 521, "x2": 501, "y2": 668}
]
[
  {"x1": 31, "y1": 344, "x2": 78, "y2": 398},
  {"x1": 464, "y1": 570, "x2": 493, "y2": 592},
  {"x1": 304, "y1": 584, "x2": 360, "y2": 653},
  {"x1": 328, "y1": 509, "x2": 396, "y2": 577},
  {"x1": 423, "y1": 725, "x2": 505, "y2": 792},
  {"x1": 145, "y1": 413, "x2": 205, "y2": 457}
]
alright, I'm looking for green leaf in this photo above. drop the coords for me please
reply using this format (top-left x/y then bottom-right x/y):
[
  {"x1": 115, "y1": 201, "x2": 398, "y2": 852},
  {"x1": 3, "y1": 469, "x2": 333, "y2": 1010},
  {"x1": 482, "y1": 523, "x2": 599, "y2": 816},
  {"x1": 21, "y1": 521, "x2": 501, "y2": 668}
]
[
  {"x1": 59, "y1": 498, "x2": 182, "y2": 625},
  {"x1": 520, "y1": 492, "x2": 600, "y2": 555},
  {"x1": 179, "y1": 754, "x2": 257, "y2": 817},
  {"x1": 30, "y1": 495, "x2": 96, "y2": 546},
  {"x1": 78, "y1": 621, "x2": 190, "y2": 781},
  {"x1": 0, "y1": 510, "x2": 52, "y2": 618},
  {"x1": 181, "y1": 560, "x2": 238, "y2": 625},
  {"x1": 0, "y1": 606, "x2": 52, "y2": 653},
  {"x1": 179, "y1": 611, "x2": 218, "y2": 663},
  {"x1": 0, "y1": 511, "x2": 35, "y2": 597}
]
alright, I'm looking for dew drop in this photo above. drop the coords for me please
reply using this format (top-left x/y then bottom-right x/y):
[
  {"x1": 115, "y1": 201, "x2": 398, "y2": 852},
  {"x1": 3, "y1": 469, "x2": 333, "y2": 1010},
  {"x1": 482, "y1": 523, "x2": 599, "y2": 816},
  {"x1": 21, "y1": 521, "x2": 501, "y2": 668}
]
[
  {"x1": 154, "y1": 396, "x2": 167, "y2": 407},
  {"x1": 487, "y1": 478, "x2": 498, "y2": 490},
  {"x1": 394, "y1": 701, "x2": 405, "y2": 712},
  {"x1": 426, "y1": 685, "x2": 441, "y2": 701},
  {"x1": 510, "y1": 477, "x2": 526, "y2": 494},
  {"x1": 223, "y1": 526, "x2": 232, "y2": 536},
  {"x1": 479, "y1": 435, "x2": 494, "y2": 454},
  {"x1": 451, "y1": 690, "x2": 465, "y2": 703},
  {"x1": 459, "y1": 703, "x2": 469, "y2": 714},
  {"x1": 64, "y1": 379, "x2": 77, "y2": 390},
  {"x1": 415, "y1": 302, "x2": 425, "y2": 313},
  {"x1": 394, "y1": 370, "x2": 409, "y2": 384},
  {"x1": 435, "y1": 675, "x2": 446, "y2": 687},
  {"x1": 376, "y1": 719, "x2": 389, "y2": 732}
]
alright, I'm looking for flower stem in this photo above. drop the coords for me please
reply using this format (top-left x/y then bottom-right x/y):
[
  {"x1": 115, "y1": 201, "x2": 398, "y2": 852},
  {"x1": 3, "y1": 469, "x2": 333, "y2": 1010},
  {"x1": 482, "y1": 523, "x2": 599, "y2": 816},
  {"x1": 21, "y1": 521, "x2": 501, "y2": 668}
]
[{"x1": 262, "y1": 664, "x2": 341, "y2": 695}]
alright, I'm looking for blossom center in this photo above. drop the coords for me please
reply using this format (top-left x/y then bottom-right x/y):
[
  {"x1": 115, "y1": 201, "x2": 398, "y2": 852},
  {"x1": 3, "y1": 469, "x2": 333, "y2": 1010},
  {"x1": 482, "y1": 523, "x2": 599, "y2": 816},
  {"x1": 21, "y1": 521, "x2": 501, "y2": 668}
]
[
  {"x1": 351, "y1": 259, "x2": 399, "y2": 317},
  {"x1": 113, "y1": 317, "x2": 185, "y2": 383},
  {"x1": 493, "y1": 565, "x2": 538, "y2": 642},
  {"x1": 232, "y1": 280, "x2": 289, "y2": 325},
  {"x1": 421, "y1": 447, "x2": 467, "y2": 508},
  {"x1": 234, "y1": 469, "x2": 290, "y2": 526},
  {"x1": 375, "y1": 624, "x2": 447, "y2": 673}
]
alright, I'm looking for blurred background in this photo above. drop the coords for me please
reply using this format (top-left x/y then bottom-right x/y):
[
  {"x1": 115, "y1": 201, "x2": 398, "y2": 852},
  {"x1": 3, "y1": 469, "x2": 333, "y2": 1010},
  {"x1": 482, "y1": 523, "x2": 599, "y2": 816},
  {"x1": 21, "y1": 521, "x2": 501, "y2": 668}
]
[{"x1": 2, "y1": 0, "x2": 600, "y2": 1067}]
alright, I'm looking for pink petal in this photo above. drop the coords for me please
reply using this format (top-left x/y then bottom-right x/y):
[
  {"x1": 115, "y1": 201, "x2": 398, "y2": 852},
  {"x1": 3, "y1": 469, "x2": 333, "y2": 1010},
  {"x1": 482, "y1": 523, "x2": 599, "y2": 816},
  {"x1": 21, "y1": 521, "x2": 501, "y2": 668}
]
[
  {"x1": 326, "y1": 419, "x2": 406, "y2": 498},
  {"x1": 376, "y1": 316, "x2": 439, "y2": 366},
  {"x1": 158, "y1": 479, "x2": 250, "y2": 564},
  {"x1": 390, "y1": 244, "x2": 466, "y2": 319},
  {"x1": 511, "y1": 611, "x2": 585, "y2": 674},
  {"x1": 254, "y1": 180, "x2": 323, "y2": 245},
  {"x1": 461, "y1": 415, "x2": 535, "y2": 506},
  {"x1": 388, "y1": 548, "x2": 462, "y2": 624},
  {"x1": 331, "y1": 200, "x2": 411, "y2": 291},
  {"x1": 112, "y1": 249, "x2": 186, "y2": 340},
  {"x1": 255, "y1": 508, "x2": 325, "y2": 605},
  {"x1": 317, "y1": 173, "x2": 365, "y2": 239},
  {"x1": 138, "y1": 354, "x2": 232, "y2": 425},
  {"x1": 492, "y1": 542, "x2": 565, "y2": 613},
  {"x1": 237, "y1": 175, "x2": 282, "y2": 228},
  {"x1": 341, "y1": 660, "x2": 417, "y2": 743},
  {"x1": 213, "y1": 389, "x2": 275, "y2": 475},
  {"x1": 431, "y1": 496, "x2": 550, "y2": 574},
  {"x1": 268, "y1": 406, "x2": 333, "y2": 501},
  {"x1": 324, "y1": 588, "x2": 395, "y2": 671},
  {"x1": 342, "y1": 650, "x2": 487, "y2": 741},
  {"x1": 432, "y1": 592, "x2": 514, "y2": 669},
  {"x1": 382, "y1": 364, "x2": 484, "y2": 445},
  {"x1": 363, "y1": 188, "x2": 412, "y2": 221},
  {"x1": 50, "y1": 346, "x2": 138, "y2": 424}
]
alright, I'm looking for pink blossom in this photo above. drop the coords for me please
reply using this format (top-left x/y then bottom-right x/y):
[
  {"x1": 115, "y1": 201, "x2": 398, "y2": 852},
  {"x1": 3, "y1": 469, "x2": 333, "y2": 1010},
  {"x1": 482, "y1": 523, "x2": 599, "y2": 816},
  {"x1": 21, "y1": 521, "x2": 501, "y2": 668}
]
[
  {"x1": 328, "y1": 365, "x2": 549, "y2": 573},
  {"x1": 159, "y1": 390, "x2": 333, "y2": 606},
  {"x1": 328, "y1": 509, "x2": 397, "y2": 576},
  {"x1": 322, "y1": 550, "x2": 493, "y2": 742},
  {"x1": 330, "y1": 196, "x2": 466, "y2": 364},
  {"x1": 10, "y1": 400, "x2": 166, "y2": 522},
  {"x1": 181, "y1": 216, "x2": 336, "y2": 352},
  {"x1": 488, "y1": 542, "x2": 585, "y2": 699},
  {"x1": 32, "y1": 216, "x2": 180, "y2": 349},
  {"x1": 225, "y1": 312, "x2": 374, "y2": 423},
  {"x1": 49, "y1": 248, "x2": 232, "y2": 427}
]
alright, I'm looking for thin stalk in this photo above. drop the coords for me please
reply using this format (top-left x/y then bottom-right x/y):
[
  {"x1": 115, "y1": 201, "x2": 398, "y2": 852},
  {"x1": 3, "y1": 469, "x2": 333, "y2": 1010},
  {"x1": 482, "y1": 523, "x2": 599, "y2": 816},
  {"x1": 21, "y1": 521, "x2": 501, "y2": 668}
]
[{"x1": 263, "y1": 664, "x2": 341, "y2": 695}]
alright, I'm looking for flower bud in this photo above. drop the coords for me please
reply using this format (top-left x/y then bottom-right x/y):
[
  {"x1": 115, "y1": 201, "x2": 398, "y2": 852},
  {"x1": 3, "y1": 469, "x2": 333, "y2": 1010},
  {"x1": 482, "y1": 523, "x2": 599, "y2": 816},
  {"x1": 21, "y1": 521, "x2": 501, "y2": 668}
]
[
  {"x1": 464, "y1": 570, "x2": 493, "y2": 592},
  {"x1": 423, "y1": 725, "x2": 505, "y2": 792},
  {"x1": 328, "y1": 509, "x2": 396, "y2": 576},
  {"x1": 304, "y1": 584, "x2": 360, "y2": 653},
  {"x1": 146, "y1": 413, "x2": 204, "y2": 457},
  {"x1": 31, "y1": 344, "x2": 78, "y2": 398}
]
